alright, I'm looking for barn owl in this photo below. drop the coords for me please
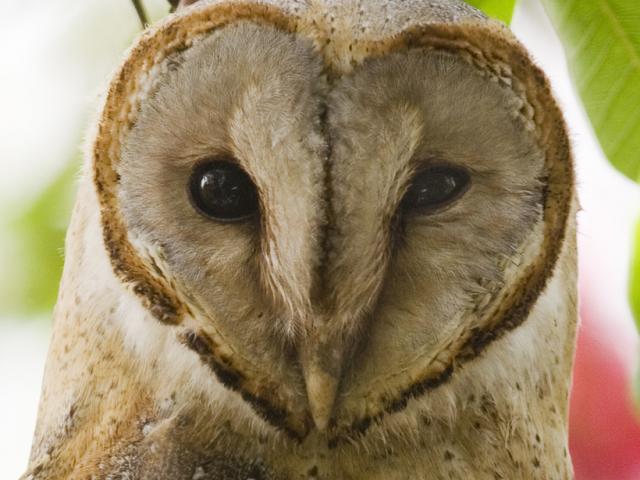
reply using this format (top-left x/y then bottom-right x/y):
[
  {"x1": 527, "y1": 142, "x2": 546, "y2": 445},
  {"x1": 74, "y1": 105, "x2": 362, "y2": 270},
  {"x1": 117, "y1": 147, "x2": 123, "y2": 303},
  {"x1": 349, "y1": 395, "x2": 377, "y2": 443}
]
[{"x1": 23, "y1": 0, "x2": 577, "y2": 478}]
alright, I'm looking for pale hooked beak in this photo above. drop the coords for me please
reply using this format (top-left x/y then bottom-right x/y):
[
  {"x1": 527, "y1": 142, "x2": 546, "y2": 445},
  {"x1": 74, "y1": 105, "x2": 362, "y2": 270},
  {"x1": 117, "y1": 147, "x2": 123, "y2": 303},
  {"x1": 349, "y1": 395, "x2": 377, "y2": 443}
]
[{"x1": 299, "y1": 334, "x2": 347, "y2": 431}]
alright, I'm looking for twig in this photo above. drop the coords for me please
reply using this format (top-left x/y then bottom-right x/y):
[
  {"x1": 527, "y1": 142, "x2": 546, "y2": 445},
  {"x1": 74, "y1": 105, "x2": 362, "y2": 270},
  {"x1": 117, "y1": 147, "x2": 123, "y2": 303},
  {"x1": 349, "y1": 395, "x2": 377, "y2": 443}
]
[{"x1": 131, "y1": 0, "x2": 149, "y2": 28}]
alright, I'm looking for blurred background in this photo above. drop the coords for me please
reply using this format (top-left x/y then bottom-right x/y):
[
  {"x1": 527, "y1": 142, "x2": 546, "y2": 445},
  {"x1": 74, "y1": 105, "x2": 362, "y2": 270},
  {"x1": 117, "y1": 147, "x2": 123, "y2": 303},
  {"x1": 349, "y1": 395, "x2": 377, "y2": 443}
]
[{"x1": 0, "y1": 0, "x2": 639, "y2": 478}]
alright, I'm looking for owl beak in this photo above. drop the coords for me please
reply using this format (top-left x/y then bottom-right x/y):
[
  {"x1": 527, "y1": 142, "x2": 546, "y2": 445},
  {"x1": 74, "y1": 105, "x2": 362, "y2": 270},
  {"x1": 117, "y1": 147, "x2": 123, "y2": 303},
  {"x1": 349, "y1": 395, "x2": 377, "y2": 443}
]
[
  {"x1": 303, "y1": 362, "x2": 340, "y2": 431},
  {"x1": 300, "y1": 338, "x2": 344, "y2": 432}
]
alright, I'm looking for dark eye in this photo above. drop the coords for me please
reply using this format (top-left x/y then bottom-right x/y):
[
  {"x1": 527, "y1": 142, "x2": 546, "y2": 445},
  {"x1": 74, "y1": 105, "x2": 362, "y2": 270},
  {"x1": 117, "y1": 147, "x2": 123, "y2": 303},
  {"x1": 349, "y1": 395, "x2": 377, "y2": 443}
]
[
  {"x1": 188, "y1": 159, "x2": 259, "y2": 222},
  {"x1": 401, "y1": 165, "x2": 470, "y2": 213}
]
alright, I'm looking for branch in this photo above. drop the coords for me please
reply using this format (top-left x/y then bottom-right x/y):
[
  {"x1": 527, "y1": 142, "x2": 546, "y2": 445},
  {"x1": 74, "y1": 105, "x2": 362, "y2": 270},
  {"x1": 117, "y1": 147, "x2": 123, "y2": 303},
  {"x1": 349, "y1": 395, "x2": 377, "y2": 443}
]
[
  {"x1": 168, "y1": 0, "x2": 200, "y2": 12},
  {"x1": 131, "y1": 0, "x2": 149, "y2": 28}
]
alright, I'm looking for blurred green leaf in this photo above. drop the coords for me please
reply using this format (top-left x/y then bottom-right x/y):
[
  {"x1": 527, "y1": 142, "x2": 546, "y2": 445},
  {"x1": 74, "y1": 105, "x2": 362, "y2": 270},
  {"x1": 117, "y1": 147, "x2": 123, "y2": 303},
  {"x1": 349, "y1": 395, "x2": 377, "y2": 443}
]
[
  {"x1": 466, "y1": 0, "x2": 516, "y2": 24},
  {"x1": 0, "y1": 161, "x2": 78, "y2": 315},
  {"x1": 631, "y1": 218, "x2": 640, "y2": 330},
  {"x1": 541, "y1": 0, "x2": 640, "y2": 182}
]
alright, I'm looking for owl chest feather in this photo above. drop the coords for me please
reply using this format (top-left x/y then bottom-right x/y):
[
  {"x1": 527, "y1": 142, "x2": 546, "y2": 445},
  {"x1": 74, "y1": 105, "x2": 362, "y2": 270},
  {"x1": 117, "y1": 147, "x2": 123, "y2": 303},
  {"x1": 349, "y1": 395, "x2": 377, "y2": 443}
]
[{"x1": 40, "y1": 383, "x2": 571, "y2": 480}]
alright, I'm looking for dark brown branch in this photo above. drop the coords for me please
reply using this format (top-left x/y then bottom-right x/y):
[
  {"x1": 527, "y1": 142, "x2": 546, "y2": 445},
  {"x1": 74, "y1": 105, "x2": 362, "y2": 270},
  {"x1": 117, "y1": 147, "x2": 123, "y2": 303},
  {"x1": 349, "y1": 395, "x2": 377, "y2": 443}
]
[
  {"x1": 168, "y1": 0, "x2": 200, "y2": 12},
  {"x1": 131, "y1": 0, "x2": 149, "y2": 28}
]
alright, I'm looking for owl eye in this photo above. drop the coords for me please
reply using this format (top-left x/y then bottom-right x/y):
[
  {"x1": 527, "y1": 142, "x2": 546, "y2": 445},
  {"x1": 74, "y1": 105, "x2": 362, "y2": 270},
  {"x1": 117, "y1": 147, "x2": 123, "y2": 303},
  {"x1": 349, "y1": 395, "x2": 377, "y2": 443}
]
[
  {"x1": 188, "y1": 159, "x2": 259, "y2": 222},
  {"x1": 401, "y1": 165, "x2": 470, "y2": 213}
]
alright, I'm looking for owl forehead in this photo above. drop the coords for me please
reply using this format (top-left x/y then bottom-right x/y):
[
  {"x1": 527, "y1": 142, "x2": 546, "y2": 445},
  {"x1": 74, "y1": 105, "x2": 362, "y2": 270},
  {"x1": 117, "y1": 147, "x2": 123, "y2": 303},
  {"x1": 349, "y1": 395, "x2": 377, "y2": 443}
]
[
  {"x1": 157, "y1": 0, "x2": 487, "y2": 82},
  {"x1": 187, "y1": 0, "x2": 485, "y2": 65}
]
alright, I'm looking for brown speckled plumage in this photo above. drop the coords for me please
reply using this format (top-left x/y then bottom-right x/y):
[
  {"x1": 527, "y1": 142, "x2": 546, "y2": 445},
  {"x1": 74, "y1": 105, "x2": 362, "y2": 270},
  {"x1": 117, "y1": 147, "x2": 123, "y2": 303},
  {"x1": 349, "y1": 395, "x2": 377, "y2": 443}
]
[{"x1": 23, "y1": 1, "x2": 577, "y2": 479}]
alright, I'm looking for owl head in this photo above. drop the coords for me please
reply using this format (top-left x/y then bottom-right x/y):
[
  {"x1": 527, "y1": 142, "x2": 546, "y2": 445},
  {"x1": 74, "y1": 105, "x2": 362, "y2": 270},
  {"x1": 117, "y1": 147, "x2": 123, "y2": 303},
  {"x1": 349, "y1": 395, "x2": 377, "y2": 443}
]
[{"x1": 93, "y1": 0, "x2": 574, "y2": 441}]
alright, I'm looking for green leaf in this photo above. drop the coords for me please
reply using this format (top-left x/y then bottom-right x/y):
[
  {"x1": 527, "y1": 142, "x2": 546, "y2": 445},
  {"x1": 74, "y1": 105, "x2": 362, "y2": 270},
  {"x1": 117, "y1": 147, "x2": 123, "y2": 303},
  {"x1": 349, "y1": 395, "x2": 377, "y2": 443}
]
[
  {"x1": 541, "y1": 0, "x2": 640, "y2": 183},
  {"x1": 631, "y1": 217, "x2": 640, "y2": 330},
  {"x1": 466, "y1": 0, "x2": 517, "y2": 24}
]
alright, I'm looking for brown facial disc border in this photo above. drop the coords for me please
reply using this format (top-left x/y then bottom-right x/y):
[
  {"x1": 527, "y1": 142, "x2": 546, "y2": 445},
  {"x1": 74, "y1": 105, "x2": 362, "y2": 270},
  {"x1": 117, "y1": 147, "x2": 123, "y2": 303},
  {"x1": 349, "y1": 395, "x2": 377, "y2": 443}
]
[{"x1": 93, "y1": 2, "x2": 573, "y2": 440}]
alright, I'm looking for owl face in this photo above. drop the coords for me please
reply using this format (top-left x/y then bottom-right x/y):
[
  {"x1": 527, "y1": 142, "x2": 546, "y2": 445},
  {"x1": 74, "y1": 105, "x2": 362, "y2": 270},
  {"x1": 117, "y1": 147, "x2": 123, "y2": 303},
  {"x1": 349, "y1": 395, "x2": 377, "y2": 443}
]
[{"x1": 100, "y1": 3, "x2": 571, "y2": 441}]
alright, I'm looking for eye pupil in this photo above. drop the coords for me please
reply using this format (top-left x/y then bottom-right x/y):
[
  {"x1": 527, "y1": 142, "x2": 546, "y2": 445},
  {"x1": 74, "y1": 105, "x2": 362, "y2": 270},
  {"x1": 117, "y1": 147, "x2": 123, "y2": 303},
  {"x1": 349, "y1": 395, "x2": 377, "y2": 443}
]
[
  {"x1": 402, "y1": 166, "x2": 470, "y2": 212},
  {"x1": 189, "y1": 159, "x2": 259, "y2": 221}
]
